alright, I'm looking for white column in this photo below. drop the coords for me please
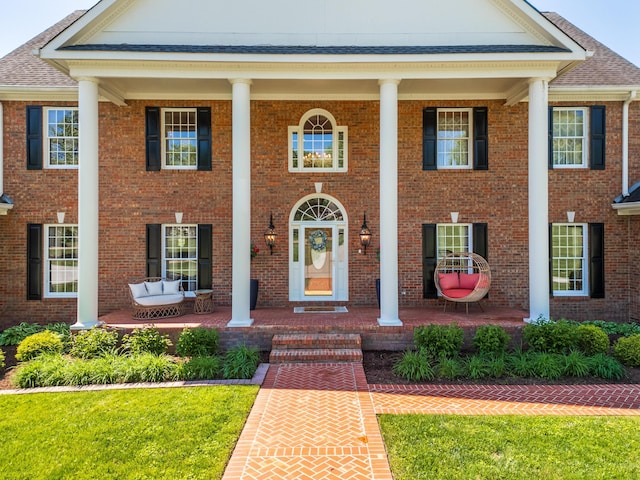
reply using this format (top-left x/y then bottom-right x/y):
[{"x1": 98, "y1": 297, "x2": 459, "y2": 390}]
[
  {"x1": 73, "y1": 78, "x2": 100, "y2": 330},
  {"x1": 228, "y1": 79, "x2": 254, "y2": 327},
  {"x1": 378, "y1": 79, "x2": 402, "y2": 326},
  {"x1": 527, "y1": 78, "x2": 550, "y2": 322}
]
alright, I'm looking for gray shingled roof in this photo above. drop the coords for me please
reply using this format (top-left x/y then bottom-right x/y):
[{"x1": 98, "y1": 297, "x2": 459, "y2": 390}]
[
  {"x1": 544, "y1": 12, "x2": 640, "y2": 86},
  {"x1": 614, "y1": 182, "x2": 640, "y2": 205},
  {"x1": 0, "y1": 10, "x2": 84, "y2": 87}
]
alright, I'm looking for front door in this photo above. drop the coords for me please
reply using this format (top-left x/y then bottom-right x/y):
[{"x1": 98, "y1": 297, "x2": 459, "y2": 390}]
[{"x1": 289, "y1": 195, "x2": 348, "y2": 301}]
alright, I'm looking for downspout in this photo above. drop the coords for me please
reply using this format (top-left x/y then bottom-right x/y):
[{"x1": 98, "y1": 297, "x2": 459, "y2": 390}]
[{"x1": 622, "y1": 91, "x2": 636, "y2": 197}]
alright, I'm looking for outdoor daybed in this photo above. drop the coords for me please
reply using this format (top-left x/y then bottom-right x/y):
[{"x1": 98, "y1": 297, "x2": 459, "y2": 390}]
[
  {"x1": 128, "y1": 277, "x2": 185, "y2": 319},
  {"x1": 434, "y1": 252, "x2": 491, "y2": 313}
]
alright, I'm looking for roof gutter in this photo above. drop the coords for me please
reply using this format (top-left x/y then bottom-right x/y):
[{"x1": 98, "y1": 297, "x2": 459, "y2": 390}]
[{"x1": 622, "y1": 90, "x2": 637, "y2": 197}]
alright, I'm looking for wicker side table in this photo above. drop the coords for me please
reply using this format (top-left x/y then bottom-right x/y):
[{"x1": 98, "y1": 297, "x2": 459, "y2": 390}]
[{"x1": 194, "y1": 289, "x2": 213, "y2": 314}]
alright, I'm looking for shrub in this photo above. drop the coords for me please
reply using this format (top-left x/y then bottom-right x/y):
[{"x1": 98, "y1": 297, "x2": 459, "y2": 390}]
[
  {"x1": 576, "y1": 324, "x2": 610, "y2": 356},
  {"x1": 122, "y1": 327, "x2": 172, "y2": 355},
  {"x1": 613, "y1": 334, "x2": 640, "y2": 367},
  {"x1": 393, "y1": 350, "x2": 435, "y2": 381},
  {"x1": 0, "y1": 347, "x2": 5, "y2": 369},
  {"x1": 70, "y1": 327, "x2": 119, "y2": 359},
  {"x1": 562, "y1": 350, "x2": 591, "y2": 377},
  {"x1": 435, "y1": 356, "x2": 464, "y2": 380},
  {"x1": 523, "y1": 319, "x2": 579, "y2": 354},
  {"x1": 182, "y1": 356, "x2": 222, "y2": 380},
  {"x1": 175, "y1": 327, "x2": 219, "y2": 357},
  {"x1": 506, "y1": 350, "x2": 537, "y2": 378},
  {"x1": 473, "y1": 325, "x2": 510, "y2": 356},
  {"x1": 12, "y1": 353, "x2": 67, "y2": 388},
  {"x1": 588, "y1": 353, "x2": 626, "y2": 380},
  {"x1": 0, "y1": 322, "x2": 42, "y2": 346},
  {"x1": 222, "y1": 345, "x2": 260, "y2": 379},
  {"x1": 414, "y1": 324, "x2": 464, "y2": 359},
  {"x1": 579, "y1": 320, "x2": 640, "y2": 337},
  {"x1": 464, "y1": 355, "x2": 491, "y2": 379},
  {"x1": 531, "y1": 353, "x2": 564, "y2": 380},
  {"x1": 15, "y1": 331, "x2": 65, "y2": 362}
]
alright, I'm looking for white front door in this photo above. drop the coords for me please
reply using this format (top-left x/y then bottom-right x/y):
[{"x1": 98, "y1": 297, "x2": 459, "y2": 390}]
[{"x1": 289, "y1": 195, "x2": 348, "y2": 302}]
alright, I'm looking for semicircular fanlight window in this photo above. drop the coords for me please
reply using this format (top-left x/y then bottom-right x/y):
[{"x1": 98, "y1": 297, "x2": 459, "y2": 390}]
[{"x1": 294, "y1": 197, "x2": 344, "y2": 222}]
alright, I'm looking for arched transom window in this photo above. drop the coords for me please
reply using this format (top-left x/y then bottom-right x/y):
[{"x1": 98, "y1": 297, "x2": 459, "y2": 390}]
[
  {"x1": 289, "y1": 109, "x2": 348, "y2": 172},
  {"x1": 294, "y1": 197, "x2": 345, "y2": 222}
]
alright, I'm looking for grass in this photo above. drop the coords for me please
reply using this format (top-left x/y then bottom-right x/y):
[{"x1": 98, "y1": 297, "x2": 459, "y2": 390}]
[
  {"x1": 379, "y1": 414, "x2": 640, "y2": 480},
  {"x1": 0, "y1": 386, "x2": 258, "y2": 479}
]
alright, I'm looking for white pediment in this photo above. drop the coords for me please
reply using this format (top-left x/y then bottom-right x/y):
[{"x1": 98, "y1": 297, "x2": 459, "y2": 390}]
[{"x1": 49, "y1": 0, "x2": 581, "y2": 51}]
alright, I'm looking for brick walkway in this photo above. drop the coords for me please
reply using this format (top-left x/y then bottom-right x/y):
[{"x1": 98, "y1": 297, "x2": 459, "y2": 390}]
[{"x1": 223, "y1": 363, "x2": 640, "y2": 479}]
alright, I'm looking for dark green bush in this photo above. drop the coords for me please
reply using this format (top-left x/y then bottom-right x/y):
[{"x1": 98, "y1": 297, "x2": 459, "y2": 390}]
[
  {"x1": 613, "y1": 334, "x2": 640, "y2": 367},
  {"x1": 473, "y1": 325, "x2": 510, "y2": 356},
  {"x1": 577, "y1": 320, "x2": 640, "y2": 337},
  {"x1": 435, "y1": 356, "x2": 464, "y2": 380},
  {"x1": 506, "y1": 350, "x2": 537, "y2": 377},
  {"x1": 523, "y1": 319, "x2": 579, "y2": 354},
  {"x1": 562, "y1": 350, "x2": 591, "y2": 377},
  {"x1": 70, "y1": 327, "x2": 119, "y2": 359},
  {"x1": 175, "y1": 327, "x2": 219, "y2": 357},
  {"x1": 0, "y1": 322, "x2": 42, "y2": 346},
  {"x1": 576, "y1": 324, "x2": 610, "y2": 356},
  {"x1": 182, "y1": 356, "x2": 222, "y2": 380},
  {"x1": 15, "y1": 331, "x2": 65, "y2": 362},
  {"x1": 222, "y1": 345, "x2": 259, "y2": 379},
  {"x1": 588, "y1": 353, "x2": 626, "y2": 380},
  {"x1": 122, "y1": 327, "x2": 172, "y2": 355},
  {"x1": 414, "y1": 324, "x2": 463, "y2": 359},
  {"x1": 531, "y1": 353, "x2": 564, "y2": 380},
  {"x1": 393, "y1": 350, "x2": 434, "y2": 381}
]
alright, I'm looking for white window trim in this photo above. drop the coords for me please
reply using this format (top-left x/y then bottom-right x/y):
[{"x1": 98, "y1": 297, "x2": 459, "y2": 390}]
[
  {"x1": 552, "y1": 222, "x2": 588, "y2": 297},
  {"x1": 43, "y1": 107, "x2": 79, "y2": 170},
  {"x1": 437, "y1": 108, "x2": 473, "y2": 170},
  {"x1": 436, "y1": 223, "x2": 472, "y2": 260},
  {"x1": 288, "y1": 108, "x2": 348, "y2": 173},
  {"x1": 161, "y1": 107, "x2": 198, "y2": 170},
  {"x1": 162, "y1": 224, "x2": 198, "y2": 293},
  {"x1": 44, "y1": 224, "x2": 78, "y2": 298},
  {"x1": 552, "y1": 107, "x2": 589, "y2": 169}
]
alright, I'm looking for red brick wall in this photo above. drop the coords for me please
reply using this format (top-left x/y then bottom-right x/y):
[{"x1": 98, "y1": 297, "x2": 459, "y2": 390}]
[{"x1": 1, "y1": 98, "x2": 639, "y2": 328}]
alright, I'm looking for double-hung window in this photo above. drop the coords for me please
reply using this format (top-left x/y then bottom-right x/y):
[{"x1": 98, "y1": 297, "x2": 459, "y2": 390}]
[
  {"x1": 289, "y1": 109, "x2": 347, "y2": 172},
  {"x1": 551, "y1": 107, "x2": 587, "y2": 168},
  {"x1": 437, "y1": 223, "x2": 471, "y2": 259},
  {"x1": 44, "y1": 107, "x2": 79, "y2": 168},
  {"x1": 45, "y1": 224, "x2": 78, "y2": 297},
  {"x1": 551, "y1": 223, "x2": 588, "y2": 296},
  {"x1": 163, "y1": 225, "x2": 198, "y2": 292},
  {"x1": 437, "y1": 109, "x2": 472, "y2": 168},
  {"x1": 163, "y1": 108, "x2": 197, "y2": 169}
]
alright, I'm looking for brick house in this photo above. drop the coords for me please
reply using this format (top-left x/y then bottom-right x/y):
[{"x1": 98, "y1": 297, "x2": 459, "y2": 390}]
[{"x1": 0, "y1": 0, "x2": 639, "y2": 329}]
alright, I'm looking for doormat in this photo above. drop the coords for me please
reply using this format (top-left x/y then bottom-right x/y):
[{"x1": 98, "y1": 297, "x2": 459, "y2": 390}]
[{"x1": 293, "y1": 306, "x2": 348, "y2": 313}]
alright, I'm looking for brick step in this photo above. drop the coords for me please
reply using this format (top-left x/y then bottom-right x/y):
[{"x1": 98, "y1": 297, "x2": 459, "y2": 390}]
[
  {"x1": 271, "y1": 333, "x2": 361, "y2": 350},
  {"x1": 269, "y1": 348, "x2": 363, "y2": 364}
]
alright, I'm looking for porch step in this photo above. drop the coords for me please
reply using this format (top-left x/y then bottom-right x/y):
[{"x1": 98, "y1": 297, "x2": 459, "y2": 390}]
[{"x1": 270, "y1": 333, "x2": 362, "y2": 364}]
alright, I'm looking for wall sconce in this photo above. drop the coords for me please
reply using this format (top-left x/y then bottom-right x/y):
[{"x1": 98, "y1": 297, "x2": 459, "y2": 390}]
[
  {"x1": 56, "y1": 212, "x2": 65, "y2": 224},
  {"x1": 175, "y1": 212, "x2": 183, "y2": 224},
  {"x1": 264, "y1": 213, "x2": 277, "y2": 254},
  {"x1": 359, "y1": 212, "x2": 372, "y2": 254},
  {"x1": 450, "y1": 212, "x2": 459, "y2": 224},
  {"x1": 567, "y1": 211, "x2": 575, "y2": 223}
]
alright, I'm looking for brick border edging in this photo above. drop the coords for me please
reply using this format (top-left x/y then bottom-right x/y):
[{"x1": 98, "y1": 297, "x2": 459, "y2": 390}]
[{"x1": 0, "y1": 363, "x2": 270, "y2": 396}]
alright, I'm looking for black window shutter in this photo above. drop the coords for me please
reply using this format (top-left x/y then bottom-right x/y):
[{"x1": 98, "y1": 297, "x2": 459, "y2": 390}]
[
  {"x1": 145, "y1": 107, "x2": 161, "y2": 171},
  {"x1": 197, "y1": 107, "x2": 212, "y2": 171},
  {"x1": 197, "y1": 224, "x2": 213, "y2": 289},
  {"x1": 590, "y1": 106, "x2": 606, "y2": 170},
  {"x1": 422, "y1": 224, "x2": 438, "y2": 298},
  {"x1": 472, "y1": 223, "x2": 488, "y2": 259},
  {"x1": 589, "y1": 223, "x2": 605, "y2": 298},
  {"x1": 27, "y1": 224, "x2": 43, "y2": 300},
  {"x1": 473, "y1": 107, "x2": 488, "y2": 170},
  {"x1": 146, "y1": 224, "x2": 162, "y2": 277},
  {"x1": 26, "y1": 106, "x2": 43, "y2": 170},
  {"x1": 422, "y1": 107, "x2": 437, "y2": 170},
  {"x1": 548, "y1": 223, "x2": 554, "y2": 296},
  {"x1": 548, "y1": 106, "x2": 554, "y2": 170}
]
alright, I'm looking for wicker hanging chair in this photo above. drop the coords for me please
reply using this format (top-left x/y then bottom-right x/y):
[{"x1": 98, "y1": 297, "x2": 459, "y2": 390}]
[{"x1": 434, "y1": 252, "x2": 491, "y2": 313}]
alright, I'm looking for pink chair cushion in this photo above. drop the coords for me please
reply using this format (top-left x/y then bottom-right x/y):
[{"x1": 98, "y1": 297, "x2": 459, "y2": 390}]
[
  {"x1": 442, "y1": 288, "x2": 474, "y2": 299},
  {"x1": 459, "y1": 273, "x2": 480, "y2": 290},
  {"x1": 438, "y1": 272, "x2": 459, "y2": 290}
]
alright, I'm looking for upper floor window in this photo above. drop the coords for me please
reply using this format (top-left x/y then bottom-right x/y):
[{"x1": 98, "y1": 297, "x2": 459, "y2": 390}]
[
  {"x1": 289, "y1": 109, "x2": 347, "y2": 172},
  {"x1": 45, "y1": 108, "x2": 78, "y2": 168},
  {"x1": 163, "y1": 108, "x2": 197, "y2": 169},
  {"x1": 551, "y1": 223, "x2": 588, "y2": 296},
  {"x1": 551, "y1": 107, "x2": 587, "y2": 168},
  {"x1": 45, "y1": 224, "x2": 78, "y2": 297},
  {"x1": 437, "y1": 109, "x2": 472, "y2": 168}
]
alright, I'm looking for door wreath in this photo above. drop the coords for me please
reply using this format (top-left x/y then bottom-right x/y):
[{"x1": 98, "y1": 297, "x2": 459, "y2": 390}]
[{"x1": 308, "y1": 230, "x2": 328, "y2": 251}]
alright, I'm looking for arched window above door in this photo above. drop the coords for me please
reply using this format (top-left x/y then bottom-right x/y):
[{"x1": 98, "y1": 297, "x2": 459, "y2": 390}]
[
  {"x1": 293, "y1": 197, "x2": 345, "y2": 222},
  {"x1": 288, "y1": 109, "x2": 348, "y2": 172}
]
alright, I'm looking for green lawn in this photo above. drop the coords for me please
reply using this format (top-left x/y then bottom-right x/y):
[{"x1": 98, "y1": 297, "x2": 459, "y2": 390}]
[
  {"x1": 0, "y1": 386, "x2": 258, "y2": 479},
  {"x1": 380, "y1": 414, "x2": 640, "y2": 480}
]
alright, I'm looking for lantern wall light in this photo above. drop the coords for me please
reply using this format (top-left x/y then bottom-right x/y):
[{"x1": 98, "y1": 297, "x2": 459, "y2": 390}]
[
  {"x1": 359, "y1": 212, "x2": 372, "y2": 254},
  {"x1": 264, "y1": 213, "x2": 277, "y2": 254}
]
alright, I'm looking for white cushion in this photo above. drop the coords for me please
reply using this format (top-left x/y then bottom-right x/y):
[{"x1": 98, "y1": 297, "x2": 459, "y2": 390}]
[
  {"x1": 129, "y1": 282, "x2": 148, "y2": 299},
  {"x1": 135, "y1": 294, "x2": 184, "y2": 307},
  {"x1": 162, "y1": 279, "x2": 181, "y2": 295},
  {"x1": 144, "y1": 281, "x2": 163, "y2": 296}
]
